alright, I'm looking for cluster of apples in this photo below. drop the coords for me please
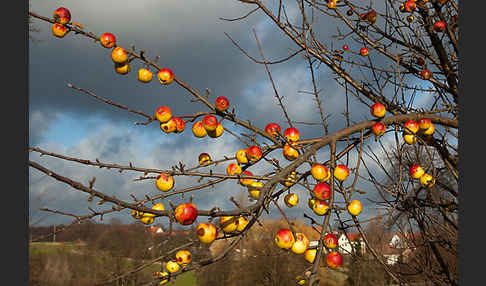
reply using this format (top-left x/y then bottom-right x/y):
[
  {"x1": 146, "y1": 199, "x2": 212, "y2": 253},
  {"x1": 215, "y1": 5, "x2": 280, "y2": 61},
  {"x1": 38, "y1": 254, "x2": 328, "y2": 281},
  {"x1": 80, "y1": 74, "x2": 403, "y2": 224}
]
[
  {"x1": 399, "y1": 0, "x2": 448, "y2": 31},
  {"x1": 402, "y1": 118, "x2": 435, "y2": 145},
  {"x1": 191, "y1": 96, "x2": 230, "y2": 139},
  {"x1": 154, "y1": 249, "x2": 193, "y2": 284},
  {"x1": 274, "y1": 229, "x2": 343, "y2": 269},
  {"x1": 131, "y1": 202, "x2": 166, "y2": 225},
  {"x1": 409, "y1": 164, "x2": 436, "y2": 188},
  {"x1": 51, "y1": 7, "x2": 71, "y2": 38},
  {"x1": 155, "y1": 106, "x2": 186, "y2": 134}
]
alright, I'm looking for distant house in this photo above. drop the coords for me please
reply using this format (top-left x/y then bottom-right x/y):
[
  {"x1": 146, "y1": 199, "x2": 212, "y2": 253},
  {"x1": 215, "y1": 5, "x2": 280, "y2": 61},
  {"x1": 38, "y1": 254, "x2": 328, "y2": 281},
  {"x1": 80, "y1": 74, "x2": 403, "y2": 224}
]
[{"x1": 337, "y1": 233, "x2": 366, "y2": 255}]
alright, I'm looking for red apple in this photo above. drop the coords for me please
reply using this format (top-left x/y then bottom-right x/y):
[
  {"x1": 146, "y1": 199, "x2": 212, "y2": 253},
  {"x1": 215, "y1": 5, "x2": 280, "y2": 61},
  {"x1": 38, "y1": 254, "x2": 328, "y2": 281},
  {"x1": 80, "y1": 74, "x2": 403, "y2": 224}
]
[
  {"x1": 420, "y1": 68, "x2": 432, "y2": 80},
  {"x1": 155, "y1": 106, "x2": 173, "y2": 123},
  {"x1": 100, "y1": 32, "x2": 116, "y2": 48},
  {"x1": 409, "y1": 164, "x2": 425, "y2": 179},
  {"x1": 275, "y1": 228, "x2": 295, "y2": 250},
  {"x1": 196, "y1": 222, "x2": 218, "y2": 244},
  {"x1": 247, "y1": 145, "x2": 263, "y2": 162},
  {"x1": 433, "y1": 20, "x2": 446, "y2": 32},
  {"x1": 174, "y1": 203, "x2": 198, "y2": 225},
  {"x1": 158, "y1": 68, "x2": 174, "y2": 85},
  {"x1": 404, "y1": 120, "x2": 419, "y2": 134},
  {"x1": 53, "y1": 7, "x2": 71, "y2": 25},
  {"x1": 311, "y1": 164, "x2": 331, "y2": 182},
  {"x1": 342, "y1": 44, "x2": 349, "y2": 51},
  {"x1": 324, "y1": 233, "x2": 338, "y2": 249},
  {"x1": 283, "y1": 127, "x2": 300, "y2": 142},
  {"x1": 370, "y1": 102, "x2": 386, "y2": 118},
  {"x1": 215, "y1": 96, "x2": 230, "y2": 112},
  {"x1": 334, "y1": 164, "x2": 349, "y2": 181},
  {"x1": 111, "y1": 46, "x2": 128, "y2": 64},
  {"x1": 172, "y1": 117, "x2": 186, "y2": 133},
  {"x1": 192, "y1": 121, "x2": 208, "y2": 138},
  {"x1": 404, "y1": 0, "x2": 416, "y2": 12},
  {"x1": 265, "y1": 122, "x2": 281, "y2": 137},
  {"x1": 326, "y1": 252, "x2": 343, "y2": 269},
  {"x1": 366, "y1": 10, "x2": 377, "y2": 23},
  {"x1": 371, "y1": 122, "x2": 386, "y2": 136},
  {"x1": 226, "y1": 163, "x2": 242, "y2": 176},
  {"x1": 313, "y1": 182, "x2": 332, "y2": 200},
  {"x1": 360, "y1": 47, "x2": 369, "y2": 56},
  {"x1": 202, "y1": 115, "x2": 218, "y2": 132},
  {"x1": 51, "y1": 23, "x2": 67, "y2": 38},
  {"x1": 327, "y1": 0, "x2": 337, "y2": 9}
]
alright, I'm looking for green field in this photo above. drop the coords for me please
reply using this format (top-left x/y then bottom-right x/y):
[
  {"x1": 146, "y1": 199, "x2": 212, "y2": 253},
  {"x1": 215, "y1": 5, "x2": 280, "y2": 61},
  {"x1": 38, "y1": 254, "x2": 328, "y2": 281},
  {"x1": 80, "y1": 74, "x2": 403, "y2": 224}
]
[{"x1": 29, "y1": 242, "x2": 197, "y2": 286}]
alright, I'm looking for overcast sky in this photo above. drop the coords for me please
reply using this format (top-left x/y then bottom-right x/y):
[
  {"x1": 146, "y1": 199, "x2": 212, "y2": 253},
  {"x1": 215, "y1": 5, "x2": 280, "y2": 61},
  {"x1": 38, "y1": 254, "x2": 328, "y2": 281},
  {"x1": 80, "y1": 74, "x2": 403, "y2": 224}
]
[{"x1": 29, "y1": 0, "x2": 433, "y2": 228}]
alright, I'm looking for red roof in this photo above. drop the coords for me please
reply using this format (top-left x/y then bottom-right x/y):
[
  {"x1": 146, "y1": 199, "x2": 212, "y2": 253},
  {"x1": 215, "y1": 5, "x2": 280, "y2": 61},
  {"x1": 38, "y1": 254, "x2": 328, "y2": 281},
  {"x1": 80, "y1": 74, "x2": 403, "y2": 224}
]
[{"x1": 344, "y1": 233, "x2": 361, "y2": 242}]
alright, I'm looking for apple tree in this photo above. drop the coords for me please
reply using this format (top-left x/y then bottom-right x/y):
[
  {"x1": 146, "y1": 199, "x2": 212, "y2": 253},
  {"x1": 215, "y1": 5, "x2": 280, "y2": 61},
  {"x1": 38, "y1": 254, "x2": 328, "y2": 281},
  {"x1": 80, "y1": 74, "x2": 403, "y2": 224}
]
[{"x1": 29, "y1": 0, "x2": 458, "y2": 285}]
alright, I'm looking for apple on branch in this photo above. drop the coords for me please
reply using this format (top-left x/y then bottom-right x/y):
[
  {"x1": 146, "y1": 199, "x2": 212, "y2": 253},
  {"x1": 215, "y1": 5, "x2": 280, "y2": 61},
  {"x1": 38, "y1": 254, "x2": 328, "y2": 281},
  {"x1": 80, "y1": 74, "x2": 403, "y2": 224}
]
[
  {"x1": 174, "y1": 203, "x2": 198, "y2": 225},
  {"x1": 53, "y1": 7, "x2": 71, "y2": 25},
  {"x1": 158, "y1": 68, "x2": 174, "y2": 85},
  {"x1": 99, "y1": 32, "x2": 116, "y2": 48},
  {"x1": 196, "y1": 222, "x2": 218, "y2": 244},
  {"x1": 311, "y1": 164, "x2": 331, "y2": 182},
  {"x1": 192, "y1": 121, "x2": 208, "y2": 138},
  {"x1": 275, "y1": 228, "x2": 295, "y2": 250}
]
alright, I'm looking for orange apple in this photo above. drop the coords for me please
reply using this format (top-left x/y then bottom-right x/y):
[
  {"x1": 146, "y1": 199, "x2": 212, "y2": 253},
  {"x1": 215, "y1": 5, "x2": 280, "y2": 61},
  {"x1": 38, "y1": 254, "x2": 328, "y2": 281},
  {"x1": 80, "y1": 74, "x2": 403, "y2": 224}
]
[
  {"x1": 420, "y1": 68, "x2": 432, "y2": 80},
  {"x1": 207, "y1": 122, "x2": 224, "y2": 138},
  {"x1": 433, "y1": 20, "x2": 446, "y2": 33},
  {"x1": 347, "y1": 200, "x2": 363, "y2": 216},
  {"x1": 114, "y1": 62, "x2": 131, "y2": 75},
  {"x1": 334, "y1": 164, "x2": 350, "y2": 181},
  {"x1": 313, "y1": 200, "x2": 329, "y2": 215},
  {"x1": 370, "y1": 102, "x2": 386, "y2": 118},
  {"x1": 284, "y1": 127, "x2": 300, "y2": 142},
  {"x1": 247, "y1": 145, "x2": 263, "y2": 162},
  {"x1": 248, "y1": 181, "x2": 263, "y2": 199},
  {"x1": 284, "y1": 193, "x2": 299, "y2": 208},
  {"x1": 220, "y1": 216, "x2": 239, "y2": 233},
  {"x1": 422, "y1": 123, "x2": 435, "y2": 135},
  {"x1": 236, "y1": 149, "x2": 249, "y2": 164},
  {"x1": 418, "y1": 118, "x2": 432, "y2": 130},
  {"x1": 143, "y1": 203, "x2": 165, "y2": 219},
  {"x1": 324, "y1": 233, "x2": 338, "y2": 249},
  {"x1": 196, "y1": 222, "x2": 218, "y2": 244},
  {"x1": 158, "y1": 68, "x2": 174, "y2": 85},
  {"x1": 275, "y1": 228, "x2": 295, "y2": 250},
  {"x1": 175, "y1": 250, "x2": 192, "y2": 266},
  {"x1": 313, "y1": 182, "x2": 332, "y2": 200},
  {"x1": 140, "y1": 216, "x2": 154, "y2": 225},
  {"x1": 283, "y1": 143, "x2": 300, "y2": 161},
  {"x1": 371, "y1": 122, "x2": 386, "y2": 136},
  {"x1": 99, "y1": 32, "x2": 116, "y2": 48},
  {"x1": 239, "y1": 170, "x2": 254, "y2": 186},
  {"x1": 226, "y1": 163, "x2": 242, "y2": 176},
  {"x1": 404, "y1": 120, "x2": 419, "y2": 134},
  {"x1": 420, "y1": 173, "x2": 436, "y2": 188},
  {"x1": 51, "y1": 23, "x2": 67, "y2": 38},
  {"x1": 160, "y1": 118, "x2": 177, "y2": 133},
  {"x1": 327, "y1": 0, "x2": 337, "y2": 9},
  {"x1": 326, "y1": 252, "x2": 343, "y2": 269},
  {"x1": 155, "y1": 173, "x2": 174, "y2": 192},
  {"x1": 53, "y1": 7, "x2": 71, "y2": 25},
  {"x1": 165, "y1": 260, "x2": 180, "y2": 273},
  {"x1": 202, "y1": 115, "x2": 218, "y2": 132},
  {"x1": 236, "y1": 216, "x2": 249, "y2": 232},
  {"x1": 111, "y1": 46, "x2": 128, "y2": 64},
  {"x1": 192, "y1": 121, "x2": 208, "y2": 138},
  {"x1": 291, "y1": 233, "x2": 309, "y2": 254},
  {"x1": 174, "y1": 203, "x2": 198, "y2": 225},
  {"x1": 198, "y1": 152, "x2": 211, "y2": 166},
  {"x1": 404, "y1": 0, "x2": 416, "y2": 12},
  {"x1": 265, "y1": 123, "x2": 281, "y2": 137},
  {"x1": 172, "y1": 117, "x2": 186, "y2": 133},
  {"x1": 137, "y1": 68, "x2": 153, "y2": 83},
  {"x1": 304, "y1": 248, "x2": 317, "y2": 263},
  {"x1": 308, "y1": 198, "x2": 316, "y2": 210},
  {"x1": 215, "y1": 96, "x2": 230, "y2": 112},
  {"x1": 409, "y1": 164, "x2": 425, "y2": 179},
  {"x1": 366, "y1": 10, "x2": 377, "y2": 23},
  {"x1": 131, "y1": 209, "x2": 143, "y2": 219},
  {"x1": 311, "y1": 164, "x2": 331, "y2": 182},
  {"x1": 155, "y1": 106, "x2": 172, "y2": 123}
]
